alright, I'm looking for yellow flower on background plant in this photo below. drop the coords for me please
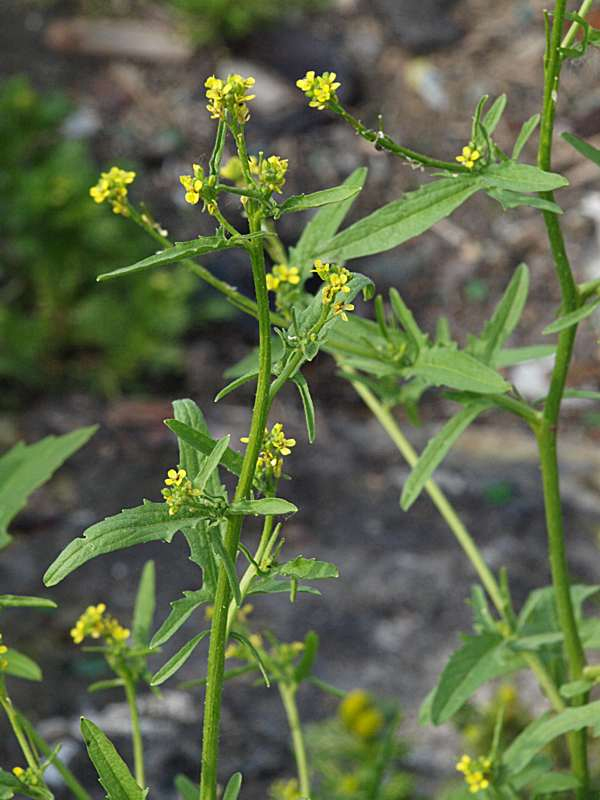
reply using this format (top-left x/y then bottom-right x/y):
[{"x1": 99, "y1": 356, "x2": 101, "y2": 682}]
[
  {"x1": 456, "y1": 754, "x2": 493, "y2": 793},
  {"x1": 0, "y1": 633, "x2": 9, "y2": 670},
  {"x1": 339, "y1": 688, "x2": 384, "y2": 739},
  {"x1": 296, "y1": 71, "x2": 341, "y2": 110},
  {"x1": 249, "y1": 154, "x2": 288, "y2": 194},
  {"x1": 89, "y1": 166, "x2": 136, "y2": 216},
  {"x1": 456, "y1": 145, "x2": 481, "y2": 169},
  {"x1": 70, "y1": 603, "x2": 130, "y2": 646}
]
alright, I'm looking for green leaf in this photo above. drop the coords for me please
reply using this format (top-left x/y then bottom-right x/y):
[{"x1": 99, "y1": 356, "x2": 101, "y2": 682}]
[
  {"x1": 493, "y1": 344, "x2": 556, "y2": 367},
  {"x1": 150, "y1": 588, "x2": 211, "y2": 648},
  {"x1": 228, "y1": 498, "x2": 298, "y2": 516},
  {"x1": 512, "y1": 114, "x2": 540, "y2": 159},
  {"x1": 172, "y1": 400, "x2": 210, "y2": 484},
  {"x1": 430, "y1": 634, "x2": 523, "y2": 724},
  {"x1": 562, "y1": 132, "x2": 600, "y2": 168},
  {"x1": 481, "y1": 162, "x2": 568, "y2": 193},
  {"x1": 223, "y1": 773, "x2": 243, "y2": 800},
  {"x1": 210, "y1": 533, "x2": 242, "y2": 607},
  {"x1": 487, "y1": 188, "x2": 562, "y2": 214},
  {"x1": 291, "y1": 167, "x2": 367, "y2": 266},
  {"x1": 194, "y1": 435, "x2": 230, "y2": 492},
  {"x1": 43, "y1": 502, "x2": 202, "y2": 587},
  {"x1": 165, "y1": 419, "x2": 244, "y2": 478},
  {"x1": 292, "y1": 373, "x2": 316, "y2": 443},
  {"x1": 319, "y1": 176, "x2": 483, "y2": 261},
  {"x1": 97, "y1": 235, "x2": 243, "y2": 282},
  {"x1": 503, "y1": 702, "x2": 600, "y2": 775},
  {"x1": 88, "y1": 678, "x2": 126, "y2": 693},
  {"x1": 150, "y1": 631, "x2": 210, "y2": 686},
  {"x1": 294, "y1": 630, "x2": 319, "y2": 683},
  {"x1": 0, "y1": 426, "x2": 96, "y2": 550},
  {"x1": 276, "y1": 556, "x2": 339, "y2": 580},
  {"x1": 559, "y1": 679, "x2": 595, "y2": 699},
  {"x1": 532, "y1": 773, "x2": 580, "y2": 795},
  {"x1": 563, "y1": 389, "x2": 600, "y2": 401},
  {"x1": 276, "y1": 183, "x2": 361, "y2": 218},
  {"x1": 80, "y1": 718, "x2": 146, "y2": 799},
  {"x1": 247, "y1": 575, "x2": 320, "y2": 598},
  {"x1": 132, "y1": 561, "x2": 155, "y2": 647},
  {"x1": 473, "y1": 263, "x2": 530, "y2": 362},
  {"x1": 389, "y1": 288, "x2": 428, "y2": 349},
  {"x1": 230, "y1": 632, "x2": 270, "y2": 687},
  {"x1": 181, "y1": 523, "x2": 218, "y2": 587},
  {"x1": 543, "y1": 299, "x2": 600, "y2": 335},
  {"x1": 482, "y1": 94, "x2": 507, "y2": 135},
  {"x1": 0, "y1": 595, "x2": 56, "y2": 609},
  {"x1": 214, "y1": 372, "x2": 258, "y2": 403},
  {"x1": 407, "y1": 348, "x2": 511, "y2": 394},
  {"x1": 175, "y1": 775, "x2": 197, "y2": 800},
  {"x1": 401, "y1": 402, "x2": 492, "y2": 510},
  {"x1": 3, "y1": 648, "x2": 43, "y2": 682}
]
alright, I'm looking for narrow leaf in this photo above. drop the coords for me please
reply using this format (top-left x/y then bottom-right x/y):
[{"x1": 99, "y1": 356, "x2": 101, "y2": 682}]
[
  {"x1": 4, "y1": 649, "x2": 43, "y2": 682},
  {"x1": 175, "y1": 775, "x2": 197, "y2": 800},
  {"x1": 291, "y1": 167, "x2": 367, "y2": 266},
  {"x1": 230, "y1": 632, "x2": 270, "y2": 687},
  {"x1": 294, "y1": 631, "x2": 319, "y2": 683},
  {"x1": 482, "y1": 94, "x2": 507, "y2": 135},
  {"x1": 474, "y1": 263, "x2": 530, "y2": 362},
  {"x1": 494, "y1": 344, "x2": 556, "y2": 367},
  {"x1": 276, "y1": 184, "x2": 361, "y2": 217},
  {"x1": 0, "y1": 595, "x2": 56, "y2": 609},
  {"x1": 487, "y1": 188, "x2": 562, "y2": 214},
  {"x1": 194, "y1": 435, "x2": 230, "y2": 492},
  {"x1": 132, "y1": 561, "x2": 155, "y2": 647},
  {"x1": 543, "y1": 299, "x2": 600, "y2": 335},
  {"x1": 407, "y1": 348, "x2": 511, "y2": 394},
  {"x1": 512, "y1": 114, "x2": 540, "y2": 159},
  {"x1": 228, "y1": 498, "x2": 298, "y2": 516},
  {"x1": 292, "y1": 373, "x2": 316, "y2": 443},
  {"x1": 0, "y1": 426, "x2": 96, "y2": 550},
  {"x1": 431, "y1": 634, "x2": 523, "y2": 724},
  {"x1": 97, "y1": 235, "x2": 241, "y2": 282},
  {"x1": 481, "y1": 162, "x2": 568, "y2": 193},
  {"x1": 277, "y1": 556, "x2": 339, "y2": 580},
  {"x1": 150, "y1": 588, "x2": 211, "y2": 648},
  {"x1": 389, "y1": 288, "x2": 427, "y2": 349},
  {"x1": 214, "y1": 372, "x2": 258, "y2": 403},
  {"x1": 165, "y1": 420, "x2": 244, "y2": 478},
  {"x1": 401, "y1": 402, "x2": 492, "y2": 510},
  {"x1": 172, "y1": 399, "x2": 209, "y2": 483},
  {"x1": 223, "y1": 773, "x2": 243, "y2": 800},
  {"x1": 150, "y1": 631, "x2": 210, "y2": 686},
  {"x1": 80, "y1": 718, "x2": 145, "y2": 800},
  {"x1": 319, "y1": 176, "x2": 483, "y2": 262},
  {"x1": 562, "y1": 131, "x2": 600, "y2": 168},
  {"x1": 503, "y1": 702, "x2": 600, "y2": 775},
  {"x1": 211, "y1": 534, "x2": 242, "y2": 606}
]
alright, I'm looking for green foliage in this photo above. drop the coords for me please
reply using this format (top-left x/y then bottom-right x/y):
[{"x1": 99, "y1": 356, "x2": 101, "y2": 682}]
[
  {"x1": 0, "y1": 76, "x2": 196, "y2": 395},
  {"x1": 80, "y1": 718, "x2": 146, "y2": 799}
]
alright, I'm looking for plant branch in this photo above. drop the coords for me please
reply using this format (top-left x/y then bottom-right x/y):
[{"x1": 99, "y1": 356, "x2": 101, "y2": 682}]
[
  {"x1": 123, "y1": 676, "x2": 145, "y2": 787},
  {"x1": 279, "y1": 684, "x2": 311, "y2": 799}
]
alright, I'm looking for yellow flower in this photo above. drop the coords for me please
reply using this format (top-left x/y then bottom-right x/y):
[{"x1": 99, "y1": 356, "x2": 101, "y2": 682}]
[
  {"x1": 296, "y1": 70, "x2": 341, "y2": 110},
  {"x1": 340, "y1": 689, "x2": 371, "y2": 727},
  {"x1": 266, "y1": 264, "x2": 301, "y2": 292},
  {"x1": 205, "y1": 73, "x2": 255, "y2": 124},
  {"x1": 89, "y1": 166, "x2": 136, "y2": 216},
  {"x1": 352, "y1": 707, "x2": 384, "y2": 739},
  {"x1": 313, "y1": 260, "x2": 352, "y2": 305},
  {"x1": 0, "y1": 633, "x2": 9, "y2": 671},
  {"x1": 220, "y1": 156, "x2": 245, "y2": 184},
  {"x1": 456, "y1": 144, "x2": 481, "y2": 169},
  {"x1": 249, "y1": 154, "x2": 288, "y2": 194},
  {"x1": 12, "y1": 768, "x2": 25, "y2": 779},
  {"x1": 456, "y1": 754, "x2": 493, "y2": 793},
  {"x1": 268, "y1": 778, "x2": 302, "y2": 800},
  {"x1": 70, "y1": 604, "x2": 130, "y2": 646},
  {"x1": 339, "y1": 689, "x2": 384, "y2": 739},
  {"x1": 161, "y1": 466, "x2": 202, "y2": 516},
  {"x1": 242, "y1": 423, "x2": 296, "y2": 480},
  {"x1": 333, "y1": 301, "x2": 355, "y2": 321}
]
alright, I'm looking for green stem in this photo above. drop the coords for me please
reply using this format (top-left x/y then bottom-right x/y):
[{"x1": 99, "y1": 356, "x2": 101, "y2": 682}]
[
  {"x1": 0, "y1": 688, "x2": 39, "y2": 773},
  {"x1": 347, "y1": 374, "x2": 565, "y2": 713},
  {"x1": 123, "y1": 677, "x2": 145, "y2": 787},
  {"x1": 331, "y1": 104, "x2": 469, "y2": 173},
  {"x1": 279, "y1": 684, "x2": 311, "y2": 799},
  {"x1": 537, "y1": 1, "x2": 590, "y2": 795},
  {"x1": 199, "y1": 227, "x2": 272, "y2": 800},
  {"x1": 17, "y1": 712, "x2": 93, "y2": 800},
  {"x1": 562, "y1": 0, "x2": 595, "y2": 48}
]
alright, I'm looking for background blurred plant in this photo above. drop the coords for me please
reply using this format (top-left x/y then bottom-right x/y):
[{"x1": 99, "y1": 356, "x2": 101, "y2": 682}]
[{"x1": 0, "y1": 76, "x2": 198, "y2": 398}]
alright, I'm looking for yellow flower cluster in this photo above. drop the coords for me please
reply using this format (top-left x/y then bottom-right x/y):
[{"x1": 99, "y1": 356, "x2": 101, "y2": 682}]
[
  {"x1": 179, "y1": 164, "x2": 218, "y2": 212},
  {"x1": 249, "y1": 154, "x2": 288, "y2": 194},
  {"x1": 242, "y1": 423, "x2": 296, "y2": 479},
  {"x1": 456, "y1": 754, "x2": 493, "y2": 793},
  {"x1": 70, "y1": 603, "x2": 130, "y2": 646},
  {"x1": 313, "y1": 259, "x2": 355, "y2": 319},
  {"x1": 0, "y1": 633, "x2": 8, "y2": 670},
  {"x1": 266, "y1": 264, "x2": 301, "y2": 292},
  {"x1": 296, "y1": 70, "x2": 341, "y2": 110},
  {"x1": 161, "y1": 467, "x2": 202, "y2": 516},
  {"x1": 89, "y1": 166, "x2": 136, "y2": 216},
  {"x1": 12, "y1": 767, "x2": 39, "y2": 786},
  {"x1": 268, "y1": 778, "x2": 302, "y2": 800},
  {"x1": 205, "y1": 74, "x2": 256, "y2": 124},
  {"x1": 339, "y1": 689, "x2": 384, "y2": 740},
  {"x1": 456, "y1": 144, "x2": 481, "y2": 169}
]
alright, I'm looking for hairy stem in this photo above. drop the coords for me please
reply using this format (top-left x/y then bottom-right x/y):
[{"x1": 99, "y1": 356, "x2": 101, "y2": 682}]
[
  {"x1": 279, "y1": 684, "x2": 311, "y2": 799},
  {"x1": 123, "y1": 677, "x2": 145, "y2": 787},
  {"x1": 199, "y1": 231, "x2": 272, "y2": 800},
  {"x1": 538, "y1": 0, "x2": 590, "y2": 794}
]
